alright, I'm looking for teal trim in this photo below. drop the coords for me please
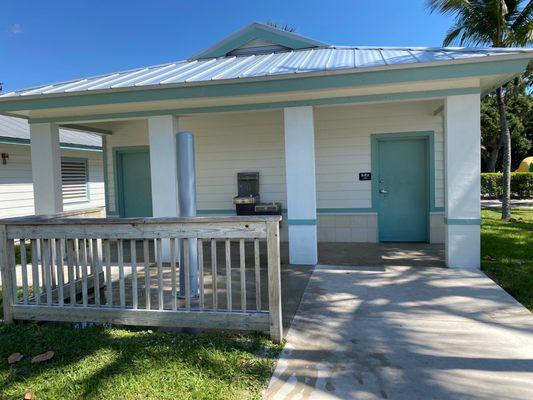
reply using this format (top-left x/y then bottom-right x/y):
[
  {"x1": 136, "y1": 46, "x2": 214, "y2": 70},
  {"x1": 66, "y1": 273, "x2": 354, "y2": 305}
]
[
  {"x1": 0, "y1": 137, "x2": 30, "y2": 145},
  {"x1": 197, "y1": 208, "x2": 389, "y2": 215},
  {"x1": 28, "y1": 87, "x2": 481, "y2": 124},
  {"x1": 198, "y1": 209, "x2": 290, "y2": 215},
  {"x1": 61, "y1": 124, "x2": 112, "y2": 135},
  {"x1": 61, "y1": 156, "x2": 90, "y2": 204},
  {"x1": 112, "y1": 146, "x2": 151, "y2": 217},
  {"x1": 102, "y1": 136, "x2": 110, "y2": 214},
  {"x1": 287, "y1": 219, "x2": 317, "y2": 226},
  {"x1": 2, "y1": 58, "x2": 526, "y2": 113},
  {"x1": 195, "y1": 24, "x2": 324, "y2": 59},
  {"x1": 0, "y1": 112, "x2": 113, "y2": 136},
  {"x1": 197, "y1": 209, "x2": 236, "y2": 215},
  {"x1": 371, "y1": 131, "x2": 439, "y2": 211},
  {"x1": 0, "y1": 136, "x2": 102, "y2": 152},
  {"x1": 444, "y1": 218, "x2": 481, "y2": 225},
  {"x1": 59, "y1": 144, "x2": 103, "y2": 152},
  {"x1": 317, "y1": 208, "x2": 375, "y2": 213}
]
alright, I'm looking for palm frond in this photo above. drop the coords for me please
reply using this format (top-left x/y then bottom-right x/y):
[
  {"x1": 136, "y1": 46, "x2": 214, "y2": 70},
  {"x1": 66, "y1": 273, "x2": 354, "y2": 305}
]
[
  {"x1": 509, "y1": 0, "x2": 533, "y2": 44},
  {"x1": 429, "y1": 0, "x2": 533, "y2": 47},
  {"x1": 443, "y1": 24, "x2": 466, "y2": 45},
  {"x1": 426, "y1": 0, "x2": 472, "y2": 15}
]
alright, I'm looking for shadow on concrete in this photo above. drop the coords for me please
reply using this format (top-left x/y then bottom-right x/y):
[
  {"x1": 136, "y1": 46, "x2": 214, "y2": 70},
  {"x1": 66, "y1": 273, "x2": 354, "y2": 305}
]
[{"x1": 265, "y1": 264, "x2": 533, "y2": 400}]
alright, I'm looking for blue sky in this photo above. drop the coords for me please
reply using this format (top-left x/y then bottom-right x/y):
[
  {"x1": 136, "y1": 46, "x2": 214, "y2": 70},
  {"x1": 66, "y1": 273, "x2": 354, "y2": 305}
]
[{"x1": 0, "y1": 0, "x2": 456, "y2": 92}]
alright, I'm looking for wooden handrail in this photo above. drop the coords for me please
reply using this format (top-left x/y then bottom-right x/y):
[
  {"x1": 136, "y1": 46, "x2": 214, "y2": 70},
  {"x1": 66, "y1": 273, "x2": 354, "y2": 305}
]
[
  {"x1": 1, "y1": 215, "x2": 281, "y2": 225},
  {"x1": 0, "y1": 215, "x2": 283, "y2": 342}
]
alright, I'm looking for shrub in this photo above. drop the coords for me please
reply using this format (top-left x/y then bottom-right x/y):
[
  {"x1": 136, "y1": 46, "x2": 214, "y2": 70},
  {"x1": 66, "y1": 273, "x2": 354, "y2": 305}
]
[{"x1": 481, "y1": 172, "x2": 533, "y2": 199}]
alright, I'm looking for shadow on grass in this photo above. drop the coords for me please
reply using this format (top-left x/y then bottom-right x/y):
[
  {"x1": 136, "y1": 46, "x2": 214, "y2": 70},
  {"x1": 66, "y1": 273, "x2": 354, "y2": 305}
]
[{"x1": 0, "y1": 323, "x2": 282, "y2": 400}]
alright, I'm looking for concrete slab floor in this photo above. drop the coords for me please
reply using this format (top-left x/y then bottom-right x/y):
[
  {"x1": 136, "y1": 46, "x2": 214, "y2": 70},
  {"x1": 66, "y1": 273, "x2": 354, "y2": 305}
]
[
  {"x1": 317, "y1": 242, "x2": 445, "y2": 268},
  {"x1": 265, "y1": 265, "x2": 533, "y2": 400}
]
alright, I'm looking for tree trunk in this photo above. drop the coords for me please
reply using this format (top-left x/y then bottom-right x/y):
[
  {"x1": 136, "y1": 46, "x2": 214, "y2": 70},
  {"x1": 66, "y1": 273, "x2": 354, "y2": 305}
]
[
  {"x1": 496, "y1": 87, "x2": 511, "y2": 220},
  {"x1": 486, "y1": 145, "x2": 500, "y2": 172}
]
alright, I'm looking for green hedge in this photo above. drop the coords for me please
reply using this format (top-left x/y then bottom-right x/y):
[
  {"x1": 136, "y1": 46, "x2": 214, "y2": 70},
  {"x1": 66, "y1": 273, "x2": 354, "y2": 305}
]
[{"x1": 481, "y1": 172, "x2": 533, "y2": 199}]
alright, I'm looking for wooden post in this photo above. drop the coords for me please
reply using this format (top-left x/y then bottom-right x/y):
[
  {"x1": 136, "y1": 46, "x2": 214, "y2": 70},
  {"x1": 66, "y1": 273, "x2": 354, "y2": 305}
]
[
  {"x1": 0, "y1": 225, "x2": 14, "y2": 323},
  {"x1": 266, "y1": 221, "x2": 283, "y2": 343}
]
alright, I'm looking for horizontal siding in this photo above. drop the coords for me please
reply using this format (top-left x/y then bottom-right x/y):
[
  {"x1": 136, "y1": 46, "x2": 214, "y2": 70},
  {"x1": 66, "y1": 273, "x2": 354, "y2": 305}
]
[
  {"x1": 182, "y1": 110, "x2": 285, "y2": 211},
  {"x1": 105, "y1": 111, "x2": 286, "y2": 213},
  {"x1": 315, "y1": 101, "x2": 444, "y2": 210},
  {"x1": 0, "y1": 144, "x2": 105, "y2": 218},
  {"x1": 104, "y1": 101, "x2": 444, "y2": 215}
]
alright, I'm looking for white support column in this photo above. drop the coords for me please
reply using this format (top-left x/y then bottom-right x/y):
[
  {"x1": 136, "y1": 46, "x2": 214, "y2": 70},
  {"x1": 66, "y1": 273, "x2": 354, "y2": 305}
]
[
  {"x1": 284, "y1": 106, "x2": 318, "y2": 265},
  {"x1": 148, "y1": 115, "x2": 179, "y2": 261},
  {"x1": 30, "y1": 123, "x2": 63, "y2": 215},
  {"x1": 444, "y1": 94, "x2": 481, "y2": 268}
]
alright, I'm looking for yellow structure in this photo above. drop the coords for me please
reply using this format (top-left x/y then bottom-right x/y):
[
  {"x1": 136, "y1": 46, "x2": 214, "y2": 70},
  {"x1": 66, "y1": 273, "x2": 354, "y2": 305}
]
[{"x1": 515, "y1": 156, "x2": 533, "y2": 172}]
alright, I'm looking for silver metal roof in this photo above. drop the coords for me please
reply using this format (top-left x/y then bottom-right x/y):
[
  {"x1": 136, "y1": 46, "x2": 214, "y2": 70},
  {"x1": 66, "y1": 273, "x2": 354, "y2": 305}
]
[
  {"x1": 1, "y1": 46, "x2": 531, "y2": 98},
  {"x1": 0, "y1": 115, "x2": 102, "y2": 148}
]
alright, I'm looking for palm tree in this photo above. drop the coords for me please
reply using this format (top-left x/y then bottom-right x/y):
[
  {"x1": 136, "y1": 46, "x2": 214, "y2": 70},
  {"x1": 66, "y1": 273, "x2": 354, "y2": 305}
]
[{"x1": 427, "y1": 0, "x2": 533, "y2": 220}]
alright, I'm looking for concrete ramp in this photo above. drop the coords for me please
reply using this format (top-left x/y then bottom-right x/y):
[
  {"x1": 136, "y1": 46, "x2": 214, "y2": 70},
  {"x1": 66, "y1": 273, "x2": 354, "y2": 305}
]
[{"x1": 265, "y1": 265, "x2": 533, "y2": 400}]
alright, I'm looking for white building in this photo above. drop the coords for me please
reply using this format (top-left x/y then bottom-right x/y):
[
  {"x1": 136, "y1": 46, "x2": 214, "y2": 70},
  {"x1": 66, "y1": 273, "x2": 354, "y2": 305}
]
[
  {"x1": 1, "y1": 22, "x2": 532, "y2": 268},
  {"x1": 0, "y1": 115, "x2": 105, "y2": 218}
]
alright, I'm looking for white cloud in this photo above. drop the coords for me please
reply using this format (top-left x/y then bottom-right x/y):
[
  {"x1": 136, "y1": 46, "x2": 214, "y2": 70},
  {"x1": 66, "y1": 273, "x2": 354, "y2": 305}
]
[{"x1": 10, "y1": 23, "x2": 22, "y2": 35}]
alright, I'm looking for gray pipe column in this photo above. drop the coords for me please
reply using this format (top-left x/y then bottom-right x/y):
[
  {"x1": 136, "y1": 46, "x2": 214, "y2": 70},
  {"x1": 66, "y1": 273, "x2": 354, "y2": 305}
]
[{"x1": 176, "y1": 131, "x2": 198, "y2": 297}]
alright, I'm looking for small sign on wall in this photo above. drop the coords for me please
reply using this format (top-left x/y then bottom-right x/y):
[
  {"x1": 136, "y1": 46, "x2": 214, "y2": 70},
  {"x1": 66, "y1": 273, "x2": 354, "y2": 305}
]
[{"x1": 359, "y1": 172, "x2": 371, "y2": 181}]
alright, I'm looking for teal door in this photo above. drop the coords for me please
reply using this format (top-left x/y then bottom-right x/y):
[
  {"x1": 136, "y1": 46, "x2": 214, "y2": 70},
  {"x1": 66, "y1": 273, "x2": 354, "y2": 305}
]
[
  {"x1": 376, "y1": 138, "x2": 428, "y2": 242},
  {"x1": 116, "y1": 148, "x2": 153, "y2": 217}
]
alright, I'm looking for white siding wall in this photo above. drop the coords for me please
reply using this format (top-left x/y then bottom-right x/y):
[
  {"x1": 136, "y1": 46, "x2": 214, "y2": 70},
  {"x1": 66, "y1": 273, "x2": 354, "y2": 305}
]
[
  {"x1": 315, "y1": 101, "x2": 444, "y2": 209},
  {"x1": 181, "y1": 110, "x2": 286, "y2": 211},
  {"x1": 0, "y1": 143, "x2": 105, "y2": 218},
  {"x1": 104, "y1": 101, "x2": 445, "y2": 243},
  {"x1": 105, "y1": 111, "x2": 286, "y2": 214}
]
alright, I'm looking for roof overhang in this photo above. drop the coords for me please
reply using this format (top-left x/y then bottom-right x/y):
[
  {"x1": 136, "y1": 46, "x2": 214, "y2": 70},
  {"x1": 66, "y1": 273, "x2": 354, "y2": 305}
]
[{"x1": 0, "y1": 55, "x2": 530, "y2": 124}]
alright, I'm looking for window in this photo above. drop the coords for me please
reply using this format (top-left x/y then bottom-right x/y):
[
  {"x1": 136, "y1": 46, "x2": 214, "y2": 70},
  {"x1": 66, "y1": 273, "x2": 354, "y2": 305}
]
[{"x1": 61, "y1": 158, "x2": 89, "y2": 203}]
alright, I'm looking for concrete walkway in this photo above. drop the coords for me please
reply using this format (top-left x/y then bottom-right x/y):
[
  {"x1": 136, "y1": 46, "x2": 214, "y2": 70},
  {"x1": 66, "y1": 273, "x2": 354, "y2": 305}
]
[
  {"x1": 481, "y1": 199, "x2": 533, "y2": 208},
  {"x1": 265, "y1": 265, "x2": 533, "y2": 400}
]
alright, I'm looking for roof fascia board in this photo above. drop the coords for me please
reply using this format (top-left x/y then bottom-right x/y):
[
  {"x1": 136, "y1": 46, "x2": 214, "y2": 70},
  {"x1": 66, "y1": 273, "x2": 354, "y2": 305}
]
[
  {"x1": 0, "y1": 136, "x2": 102, "y2": 151},
  {"x1": 192, "y1": 23, "x2": 326, "y2": 59},
  {"x1": 28, "y1": 87, "x2": 480, "y2": 124},
  {"x1": 0, "y1": 112, "x2": 112, "y2": 135},
  {"x1": 0, "y1": 58, "x2": 527, "y2": 114}
]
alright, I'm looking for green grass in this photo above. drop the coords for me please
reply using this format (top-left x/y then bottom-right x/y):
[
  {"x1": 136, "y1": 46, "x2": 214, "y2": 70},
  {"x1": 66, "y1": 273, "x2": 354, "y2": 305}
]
[
  {"x1": 1, "y1": 208, "x2": 528, "y2": 399},
  {"x1": 0, "y1": 323, "x2": 282, "y2": 400},
  {"x1": 481, "y1": 208, "x2": 533, "y2": 310}
]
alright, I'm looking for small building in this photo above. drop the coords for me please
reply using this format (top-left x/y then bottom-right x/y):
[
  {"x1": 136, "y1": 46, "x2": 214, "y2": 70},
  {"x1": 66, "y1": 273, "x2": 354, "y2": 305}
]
[
  {"x1": 0, "y1": 115, "x2": 105, "y2": 218},
  {"x1": 1, "y1": 22, "x2": 532, "y2": 268}
]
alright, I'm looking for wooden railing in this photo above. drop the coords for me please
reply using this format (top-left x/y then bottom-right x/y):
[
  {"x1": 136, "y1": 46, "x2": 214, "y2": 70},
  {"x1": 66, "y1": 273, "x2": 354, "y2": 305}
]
[{"x1": 0, "y1": 215, "x2": 283, "y2": 342}]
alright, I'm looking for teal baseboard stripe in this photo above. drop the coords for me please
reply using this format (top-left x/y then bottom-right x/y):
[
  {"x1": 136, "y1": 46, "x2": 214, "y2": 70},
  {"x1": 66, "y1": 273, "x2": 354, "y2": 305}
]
[
  {"x1": 432, "y1": 207, "x2": 445, "y2": 212},
  {"x1": 287, "y1": 219, "x2": 317, "y2": 226},
  {"x1": 444, "y1": 218, "x2": 481, "y2": 225},
  {"x1": 317, "y1": 208, "x2": 375, "y2": 214},
  {"x1": 197, "y1": 209, "x2": 236, "y2": 215}
]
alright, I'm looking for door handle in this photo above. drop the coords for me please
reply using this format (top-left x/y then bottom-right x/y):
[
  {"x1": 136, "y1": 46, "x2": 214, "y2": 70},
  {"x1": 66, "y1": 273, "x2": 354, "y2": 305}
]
[{"x1": 379, "y1": 189, "x2": 388, "y2": 194}]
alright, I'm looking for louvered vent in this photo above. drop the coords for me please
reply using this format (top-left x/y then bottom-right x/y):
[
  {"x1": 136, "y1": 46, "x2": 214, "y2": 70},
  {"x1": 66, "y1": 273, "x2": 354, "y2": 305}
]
[{"x1": 61, "y1": 159, "x2": 88, "y2": 203}]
